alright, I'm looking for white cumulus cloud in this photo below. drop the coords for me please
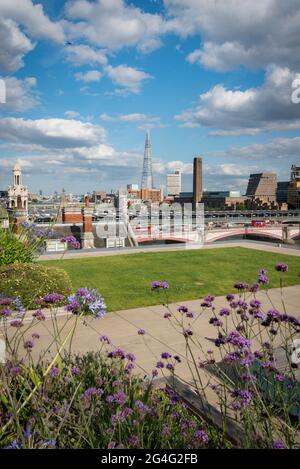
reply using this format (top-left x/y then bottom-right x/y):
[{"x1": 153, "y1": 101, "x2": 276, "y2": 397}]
[{"x1": 175, "y1": 66, "x2": 300, "y2": 135}]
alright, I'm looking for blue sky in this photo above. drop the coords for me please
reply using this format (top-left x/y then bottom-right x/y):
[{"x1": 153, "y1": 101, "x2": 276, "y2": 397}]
[{"x1": 0, "y1": 0, "x2": 300, "y2": 194}]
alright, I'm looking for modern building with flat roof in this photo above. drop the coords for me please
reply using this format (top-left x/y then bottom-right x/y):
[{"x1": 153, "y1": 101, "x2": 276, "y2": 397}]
[
  {"x1": 246, "y1": 173, "x2": 277, "y2": 204},
  {"x1": 167, "y1": 170, "x2": 181, "y2": 196}
]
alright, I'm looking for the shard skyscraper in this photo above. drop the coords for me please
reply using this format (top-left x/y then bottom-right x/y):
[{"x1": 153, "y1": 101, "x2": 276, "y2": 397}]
[{"x1": 141, "y1": 130, "x2": 153, "y2": 189}]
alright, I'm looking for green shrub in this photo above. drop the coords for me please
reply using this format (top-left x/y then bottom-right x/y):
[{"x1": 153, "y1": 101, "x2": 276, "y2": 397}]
[
  {"x1": 0, "y1": 229, "x2": 34, "y2": 265},
  {"x1": 0, "y1": 263, "x2": 72, "y2": 308}
]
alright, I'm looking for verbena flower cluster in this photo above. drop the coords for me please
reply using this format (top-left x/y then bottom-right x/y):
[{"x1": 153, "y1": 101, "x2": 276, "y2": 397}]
[
  {"x1": 66, "y1": 288, "x2": 107, "y2": 318},
  {"x1": 0, "y1": 261, "x2": 299, "y2": 449},
  {"x1": 60, "y1": 235, "x2": 81, "y2": 249},
  {"x1": 0, "y1": 349, "x2": 215, "y2": 449},
  {"x1": 152, "y1": 264, "x2": 300, "y2": 449}
]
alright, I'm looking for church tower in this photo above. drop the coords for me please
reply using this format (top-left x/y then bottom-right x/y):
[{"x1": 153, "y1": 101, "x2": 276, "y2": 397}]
[{"x1": 8, "y1": 161, "x2": 28, "y2": 223}]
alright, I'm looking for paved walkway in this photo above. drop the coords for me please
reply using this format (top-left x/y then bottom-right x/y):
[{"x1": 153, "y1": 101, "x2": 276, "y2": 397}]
[
  {"x1": 4, "y1": 285, "x2": 300, "y2": 383},
  {"x1": 39, "y1": 240, "x2": 300, "y2": 261}
]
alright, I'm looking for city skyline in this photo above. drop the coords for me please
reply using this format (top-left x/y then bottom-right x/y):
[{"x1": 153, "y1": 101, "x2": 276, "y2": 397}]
[{"x1": 0, "y1": 1, "x2": 300, "y2": 194}]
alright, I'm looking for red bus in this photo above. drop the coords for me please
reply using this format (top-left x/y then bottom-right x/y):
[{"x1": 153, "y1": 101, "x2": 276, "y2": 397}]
[{"x1": 251, "y1": 220, "x2": 266, "y2": 227}]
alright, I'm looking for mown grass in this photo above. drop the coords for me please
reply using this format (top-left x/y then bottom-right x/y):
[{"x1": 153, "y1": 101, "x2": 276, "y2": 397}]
[{"x1": 41, "y1": 247, "x2": 300, "y2": 311}]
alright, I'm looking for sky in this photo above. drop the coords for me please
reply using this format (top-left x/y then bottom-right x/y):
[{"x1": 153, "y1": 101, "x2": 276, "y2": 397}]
[{"x1": 0, "y1": 0, "x2": 300, "y2": 195}]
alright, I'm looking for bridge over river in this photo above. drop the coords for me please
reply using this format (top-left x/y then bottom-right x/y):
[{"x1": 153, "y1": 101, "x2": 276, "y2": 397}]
[{"x1": 135, "y1": 224, "x2": 300, "y2": 244}]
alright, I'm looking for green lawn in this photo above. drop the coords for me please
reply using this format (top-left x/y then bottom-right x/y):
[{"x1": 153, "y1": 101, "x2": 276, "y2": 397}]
[{"x1": 41, "y1": 247, "x2": 300, "y2": 311}]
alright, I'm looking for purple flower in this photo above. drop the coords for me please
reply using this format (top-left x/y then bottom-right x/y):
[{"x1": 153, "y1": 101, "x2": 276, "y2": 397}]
[
  {"x1": 50, "y1": 367, "x2": 60, "y2": 377},
  {"x1": 234, "y1": 282, "x2": 248, "y2": 290},
  {"x1": 0, "y1": 298, "x2": 13, "y2": 305},
  {"x1": 252, "y1": 310, "x2": 266, "y2": 320},
  {"x1": 10, "y1": 319, "x2": 23, "y2": 328},
  {"x1": 71, "y1": 366, "x2": 80, "y2": 376},
  {"x1": 128, "y1": 435, "x2": 140, "y2": 447},
  {"x1": 183, "y1": 328, "x2": 193, "y2": 338},
  {"x1": 126, "y1": 352, "x2": 136, "y2": 362},
  {"x1": 125, "y1": 363, "x2": 135, "y2": 373},
  {"x1": 231, "y1": 389, "x2": 253, "y2": 409},
  {"x1": 107, "y1": 348, "x2": 126, "y2": 359},
  {"x1": 204, "y1": 295, "x2": 215, "y2": 302},
  {"x1": 226, "y1": 294, "x2": 235, "y2": 302},
  {"x1": 240, "y1": 352, "x2": 255, "y2": 367},
  {"x1": 267, "y1": 309, "x2": 281, "y2": 320},
  {"x1": 156, "y1": 361, "x2": 164, "y2": 369},
  {"x1": 260, "y1": 361, "x2": 276, "y2": 371},
  {"x1": 5, "y1": 440, "x2": 21, "y2": 449},
  {"x1": 275, "y1": 263, "x2": 288, "y2": 273},
  {"x1": 66, "y1": 288, "x2": 106, "y2": 318},
  {"x1": 224, "y1": 351, "x2": 241, "y2": 363},
  {"x1": 226, "y1": 331, "x2": 251, "y2": 350},
  {"x1": 219, "y1": 308, "x2": 230, "y2": 316},
  {"x1": 177, "y1": 305, "x2": 188, "y2": 313},
  {"x1": 24, "y1": 340, "x2": 34, "y2": 350},
  {"x1": 60, "y1": 235, "x2": 81, "y2": 249},
  {"x1": 201, "y1": 300, "x2": 212, "y2": 308},
  {"x1": 107, "y1": 441, "x2": 117, "y2": 449},
  {"x1": 10, "y1": 366, "x2": 22, "y2": 376},
  {"x1": 82, "y1": 387, "x2": 103, "y2": 400},
  {"x1": 161, "y1": 352, "x2": 172, "y2": 359},
  {"x1": 113, "y1": 391, "x2": 127, "y2": 405},
  {"x1": 13, "y1": 297, "x2": 25, "y2": 313},
  {"x1": 138, "y1": 328, "x2": 145, "y2": 335},
  {"x1": 151, "y1": 281, "x2": 169, "y2": 290},
  {"x1": 135, "y1": 400, "x2": 150, "y2": 413},
  {"x1": 194, "y1": 430, "x2": 209, "y2": 445},
  {"x1": 43, "y1": 293, "x2": 65, "y2": 304},
  {"x1": 166, "y1": 363, "x2": 175, "y2": 371},
  {"x1": 209, "y1": 317, "x2": 223, "y2": 327},
  {"x1": 99, "y1": 335, "x2": 111, "y2": 344},
  {"x1": 250, "y1": 299, "x2": 261, "y2": 309},
  {"x1": 272, "y1": 440, "x2": 285, "y2": 449},
  {"x1": 257, "y1": 273, "x2": 269, "y2": 285},
  {"x1": 186, "y1": 311, "x2": 194, "y2": 318},
  {"x1": 214, "y1": 337, "x2": 225, "y2": 347},
  {"x1": 152, "y1": 369, "x2": 158, "y2": 377},
  {"x1": 1, "y1": 308, "x2": 12, "y2": 317},
  {"x1": 174, "y1": 355, "x2": 182, "y2": 363},
  {"x1": 32, "y1": 309, "x2": 46, "y2": 321},
  {"x1": 164, "y1": 312, "x2": 172, "y2": 318}
]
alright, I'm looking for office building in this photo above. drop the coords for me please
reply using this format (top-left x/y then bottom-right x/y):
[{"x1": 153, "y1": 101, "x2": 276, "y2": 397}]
[{"x1": 167, "y1": 170, "x2": 181, "y2": 196}]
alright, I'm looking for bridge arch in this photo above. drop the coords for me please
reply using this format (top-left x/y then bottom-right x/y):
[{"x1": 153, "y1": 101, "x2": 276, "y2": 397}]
[{"x1": 205, "y1": 228, "x2": 283, "y2": 243}]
